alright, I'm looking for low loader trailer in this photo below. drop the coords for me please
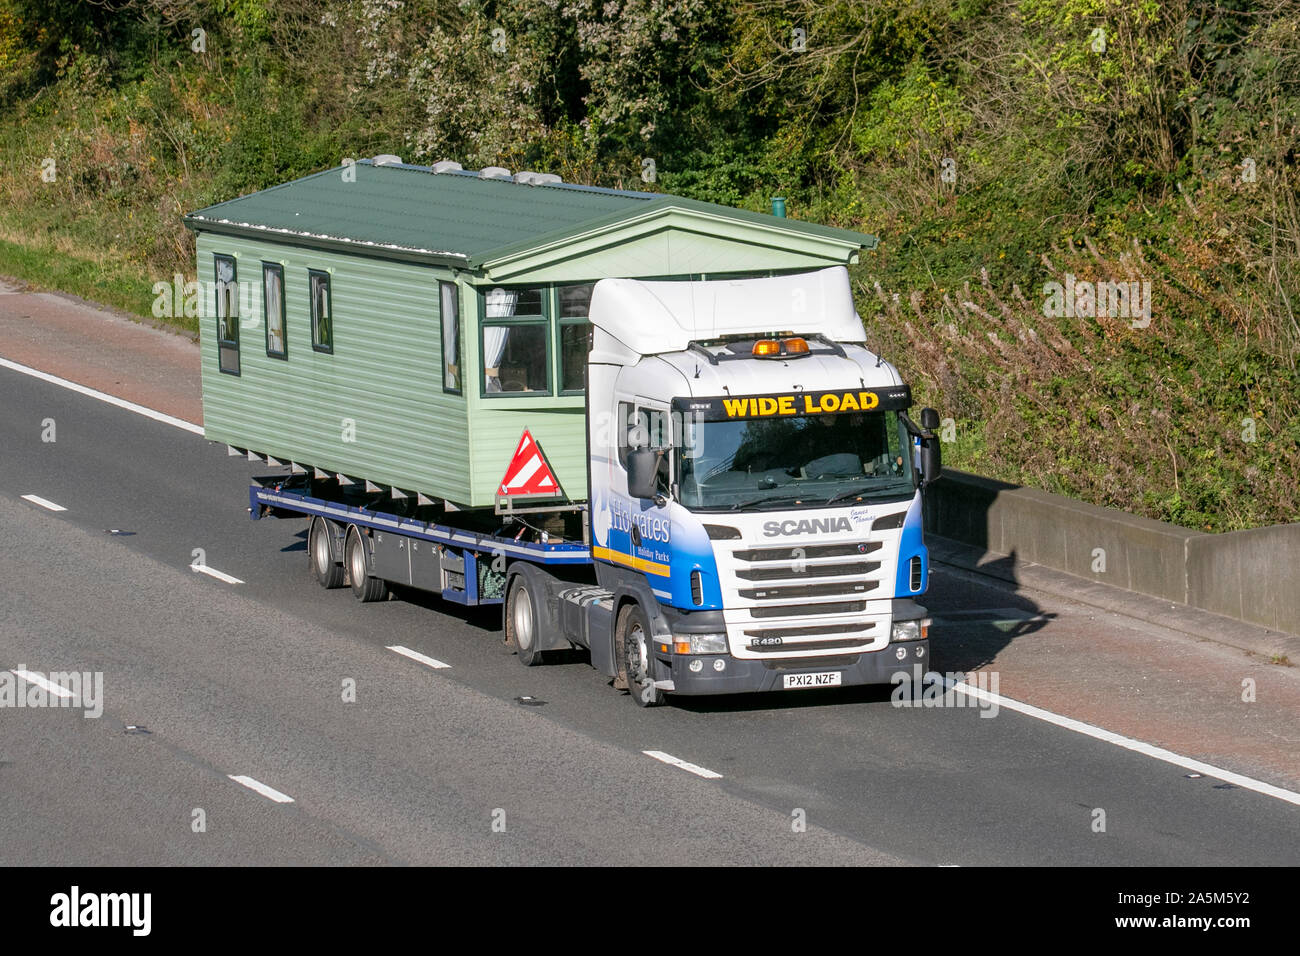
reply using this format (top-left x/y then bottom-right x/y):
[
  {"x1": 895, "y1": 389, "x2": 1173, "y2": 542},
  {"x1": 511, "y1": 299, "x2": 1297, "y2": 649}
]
[{"x1": 240, "y1": 268, "x2": 943, "y2": 705}]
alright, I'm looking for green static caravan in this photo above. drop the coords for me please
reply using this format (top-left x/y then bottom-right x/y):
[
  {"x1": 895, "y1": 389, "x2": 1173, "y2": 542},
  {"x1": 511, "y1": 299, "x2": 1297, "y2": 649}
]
[{"x1": 184, "y1": 157, "x2": 876, "y2": 510}]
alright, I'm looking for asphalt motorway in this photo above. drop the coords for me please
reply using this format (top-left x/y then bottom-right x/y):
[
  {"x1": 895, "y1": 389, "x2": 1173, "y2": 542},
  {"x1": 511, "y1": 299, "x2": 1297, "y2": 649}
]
[{"x1": 1, "y1": 364, "x2": 1297, "y2": 865}]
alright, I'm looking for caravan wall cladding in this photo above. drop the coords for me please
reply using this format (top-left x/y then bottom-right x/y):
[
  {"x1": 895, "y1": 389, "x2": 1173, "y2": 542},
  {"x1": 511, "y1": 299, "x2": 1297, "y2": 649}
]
[{"x1": 196, "y1": 233, "x2": 590, "y2": 508}]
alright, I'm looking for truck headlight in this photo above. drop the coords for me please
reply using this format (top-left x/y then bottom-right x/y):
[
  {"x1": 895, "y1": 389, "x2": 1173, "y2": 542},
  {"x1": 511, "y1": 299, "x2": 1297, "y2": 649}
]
[
  {"x1": 678, "y1": 633, "x2": 727, "y2": 654},
  {"x1": 891, "y1": 618, "x2": 930, "y2": 642}
]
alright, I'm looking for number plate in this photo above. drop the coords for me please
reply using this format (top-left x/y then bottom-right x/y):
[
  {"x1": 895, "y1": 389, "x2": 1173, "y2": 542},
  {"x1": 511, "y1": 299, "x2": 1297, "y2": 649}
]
[{"x1": 782, "y1": 671, "x2": 842, "y2": 690}]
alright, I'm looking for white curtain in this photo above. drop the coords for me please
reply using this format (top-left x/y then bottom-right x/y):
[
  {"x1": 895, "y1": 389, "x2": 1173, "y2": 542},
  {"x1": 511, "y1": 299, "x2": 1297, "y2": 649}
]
[
  {"x1": 440, "y1": 282, "x2": 458, "y2": 388},
  {"x1": 215, "y1": 257, "x2": 235, "y2": 341},
  {"x1": 483, "y1": 327, "x2": 510, "y2": 391},
  {"x1": 483, "y1": 288, "x2": 519, "y2": 391},
  {"x1": 265, "y1": 270, "x2": 283, "y2": 352}
]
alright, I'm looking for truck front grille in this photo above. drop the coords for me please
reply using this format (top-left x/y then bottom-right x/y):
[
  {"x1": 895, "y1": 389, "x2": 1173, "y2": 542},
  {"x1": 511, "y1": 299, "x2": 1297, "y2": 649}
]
[
  {"x1": 748, "y1": 601, "x2": 865, "y2": 618},
  {"x1": 737, "y1": 580, "x2": 877, "y2": 601},
  {"x1": 745, "y1": 637, "x2": 873, "y2": 654},
  {"x1": 723, "y1": 529, "x2": 892, "y2": 658},
  {"x1": 735, "y1": 560, "x2": 880, "y2": 582},
  {"x1": 744, "y1": 621, "x2": 877, "y2": 640},
  {"x1": 732, "y1": 541, "x2": 881, "y2": 562}
]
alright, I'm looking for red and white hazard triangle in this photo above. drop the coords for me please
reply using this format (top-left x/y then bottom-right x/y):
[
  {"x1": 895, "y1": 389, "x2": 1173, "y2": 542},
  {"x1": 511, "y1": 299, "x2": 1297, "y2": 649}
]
[{"x1": 497, "y1": 430, "x2": 562, "y2": 497}]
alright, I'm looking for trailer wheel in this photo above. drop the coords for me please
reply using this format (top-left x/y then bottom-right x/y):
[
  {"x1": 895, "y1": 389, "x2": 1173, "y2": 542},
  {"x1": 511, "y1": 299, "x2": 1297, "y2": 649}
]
[
  {"x1": 617, "y1": 603, "x2": 664, "y2": 707},
  {"x1": 309, "y1": 517, "x2": 344, "y2": 589},
  {"x1": 505, "y1": 570, "x2": 544, "y2": 666},
  {"x1": 346, "y1": 526, "x2": 389, "y2": 603}
]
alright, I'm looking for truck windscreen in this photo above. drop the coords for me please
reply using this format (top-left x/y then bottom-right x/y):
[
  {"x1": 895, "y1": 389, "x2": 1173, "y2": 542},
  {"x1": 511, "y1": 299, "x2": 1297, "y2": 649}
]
[{"x1": 675, "y1": 409, "x2": 915, "y2": 511}]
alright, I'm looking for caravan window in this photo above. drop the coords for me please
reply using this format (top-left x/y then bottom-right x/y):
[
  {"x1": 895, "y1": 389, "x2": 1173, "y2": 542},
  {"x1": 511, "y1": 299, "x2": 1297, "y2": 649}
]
[
  {"x1": 214, "y1": 254, "x2": 240, "y2": 376},
  {"x1": 440, "y1": 281, "x2": 461, "y2": 394},
  {"x1": 309, "y1": 270, "x2": 333, "y2": 353},
  {"x1": 558, "y1": 282, "x2": 593, "y2": 394},
  {"x1": 482, "y1": 286, "x2": 548, "y2": 394},
  {"x1": 263, "y1": 263, "x2": 286, "y2": 358}
]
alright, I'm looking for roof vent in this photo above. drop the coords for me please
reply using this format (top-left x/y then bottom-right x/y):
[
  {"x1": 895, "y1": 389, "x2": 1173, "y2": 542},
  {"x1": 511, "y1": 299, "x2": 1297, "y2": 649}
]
[
  {"x1": 431, "y1": 160, "x2": 463, "y2": 173},
  {"x1": 372, "y1": 154, "x2": 403, "y2": 166},
  {"x1": 514, "y1": 171, "x2": 563, "y2": 185},
  {"x1": 479, "y1": 166, "x2": 512, "y2": 180}
]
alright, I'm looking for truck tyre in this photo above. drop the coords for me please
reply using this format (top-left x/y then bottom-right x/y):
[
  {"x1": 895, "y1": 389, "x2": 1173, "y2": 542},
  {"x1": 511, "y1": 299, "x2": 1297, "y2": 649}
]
[
  {"x1": 309, "y1": 517, "x2": 344, "y2": 589},
  {"x1": 505, "y1": 570, "x2": 545, "y2": 666},
  {"x1": 617, "y1": 603, "x2": 664, "y2": 707},
  {"x1": 345, "y1": 525, "x2": 389, "y2": 603}
]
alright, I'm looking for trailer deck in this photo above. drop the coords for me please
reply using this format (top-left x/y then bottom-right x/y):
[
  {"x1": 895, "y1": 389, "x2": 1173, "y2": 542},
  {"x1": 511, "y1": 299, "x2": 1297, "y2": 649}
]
[{"x1": 249, "y1": 474, "x2": 591, "y2": 606}]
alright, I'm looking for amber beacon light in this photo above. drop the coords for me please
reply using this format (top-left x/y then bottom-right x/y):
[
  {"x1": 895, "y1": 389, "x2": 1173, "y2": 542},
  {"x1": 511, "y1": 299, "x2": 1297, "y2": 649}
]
[{"x1": 752, "y1": 337, "x2": 810, "y2": 358}]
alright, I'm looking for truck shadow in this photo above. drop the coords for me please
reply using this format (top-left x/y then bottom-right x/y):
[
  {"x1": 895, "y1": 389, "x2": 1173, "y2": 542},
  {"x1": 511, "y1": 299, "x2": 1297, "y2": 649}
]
[
  {"x1": 280, "y1": 528, "x2": 308, "y2": 552},
  {"x1": 925, "y1": 548, "x2": 1058, "y2": 674},
  {"x1": 389, "y1": 583, "x2": 501, "y2": 633}
]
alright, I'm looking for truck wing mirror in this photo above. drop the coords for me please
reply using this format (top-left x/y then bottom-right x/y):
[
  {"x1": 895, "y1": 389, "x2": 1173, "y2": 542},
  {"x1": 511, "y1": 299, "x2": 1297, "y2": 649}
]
[
  {"x1": 918, "y1": 407, "x2": 942, "y2": 486},
  {"x1": 627, "y1": 448, "x2": 661, "y2": 500}
]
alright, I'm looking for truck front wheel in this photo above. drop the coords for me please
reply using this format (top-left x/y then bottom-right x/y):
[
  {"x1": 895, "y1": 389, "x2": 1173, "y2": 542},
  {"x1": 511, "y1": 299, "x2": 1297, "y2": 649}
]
[
  {"x1": 617, "y1": 604, "x2": 664, "y2": 707},
  {"x1": 309, "y1": 517, "x2": 344, "y2": 589}
]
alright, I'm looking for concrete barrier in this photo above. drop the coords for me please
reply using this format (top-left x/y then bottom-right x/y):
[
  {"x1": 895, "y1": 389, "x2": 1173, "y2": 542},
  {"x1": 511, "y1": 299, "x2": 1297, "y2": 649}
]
[
  {"x1": 1187, "y1": 523, "x2": 1300, "y2": 633},
  {"x1": 924, "y1": 469, "x2": 1299, "y2": 636}
]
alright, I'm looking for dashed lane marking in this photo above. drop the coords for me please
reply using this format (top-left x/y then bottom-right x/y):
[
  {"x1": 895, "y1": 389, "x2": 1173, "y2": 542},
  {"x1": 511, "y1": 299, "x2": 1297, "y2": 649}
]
[
  {"x1": 642, "y1": 750, "x2": 723, "y2": 780},
  {"x1": 386, "y1": 645, "x2": 451, "y2": 670},
  {"x1": 191, "y1": 564, "x2": 244, "y2": 585},
  {"x1": 21, "y1": 494, "x2": 66, "y2": 512},
  {"x1": 228, "y1": 775, "x2": 294, "y2": 804}
]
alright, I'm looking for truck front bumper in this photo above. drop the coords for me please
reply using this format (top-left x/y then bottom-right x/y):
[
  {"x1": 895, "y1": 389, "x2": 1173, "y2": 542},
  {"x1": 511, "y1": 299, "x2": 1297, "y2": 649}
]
[{"x1": 654, "y1": 639, "x2": 930, "y2": 696}]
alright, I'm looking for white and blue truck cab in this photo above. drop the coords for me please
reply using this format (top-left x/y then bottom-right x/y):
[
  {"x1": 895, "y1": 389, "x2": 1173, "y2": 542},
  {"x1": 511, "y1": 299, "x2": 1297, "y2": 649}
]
[
  {"x1": 246, "y1": 267, "x2": 940, "y2": 706},
  {"x1": 576, "y1": 266, "x2": 941, "y2": 704}
]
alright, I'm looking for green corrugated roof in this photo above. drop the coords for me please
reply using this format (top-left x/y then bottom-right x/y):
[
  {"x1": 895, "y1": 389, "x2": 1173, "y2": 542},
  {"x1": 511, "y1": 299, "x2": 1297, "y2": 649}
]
[{"x1": 184, "y1": 160, "x2": 875, "y2": 267}]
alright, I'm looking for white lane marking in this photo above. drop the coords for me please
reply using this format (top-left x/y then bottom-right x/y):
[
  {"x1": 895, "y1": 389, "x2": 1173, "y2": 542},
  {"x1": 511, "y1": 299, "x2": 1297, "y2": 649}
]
[
  {"x1": 945, "y1": 677, "x2": 1300, "y2": 808},
  {"x1": 228, "y1": 775, "x2": 294, "y2": 804},
  {"x1": 10, "y1": 670, "x2": 75, "y2": 699},
  {"x1": 0, "y1": 356, "x2": 204, "y2": 435},
  {"x1": 387, "y1": 645, "x2": 451, "y2": 670},
  {"x1": 21, "y1": 494, "x2": 67, "y2": 512},
  {"x1": 643, "y1": 750, "x2": 724, "y2": 780},
  {"x1": 191, "y1": 564, "x2": 244, "y2": 585}
]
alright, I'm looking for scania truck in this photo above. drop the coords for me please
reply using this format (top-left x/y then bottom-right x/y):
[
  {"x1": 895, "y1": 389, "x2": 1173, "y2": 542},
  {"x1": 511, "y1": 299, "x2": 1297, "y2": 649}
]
[{"x1": 245, "y1": 267, "x2": 942, "y2": 705}]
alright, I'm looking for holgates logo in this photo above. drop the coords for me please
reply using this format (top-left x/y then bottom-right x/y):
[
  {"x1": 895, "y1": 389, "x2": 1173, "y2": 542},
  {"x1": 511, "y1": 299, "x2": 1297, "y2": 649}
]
[{"x1": 50, "y1": 887, "x2": 151, "y2": 936}]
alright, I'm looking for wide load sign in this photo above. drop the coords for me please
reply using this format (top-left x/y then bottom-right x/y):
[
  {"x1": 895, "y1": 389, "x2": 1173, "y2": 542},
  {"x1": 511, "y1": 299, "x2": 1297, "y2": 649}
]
[{"x1": 674, "y1": 385, "x2": 912, "y2": 421}]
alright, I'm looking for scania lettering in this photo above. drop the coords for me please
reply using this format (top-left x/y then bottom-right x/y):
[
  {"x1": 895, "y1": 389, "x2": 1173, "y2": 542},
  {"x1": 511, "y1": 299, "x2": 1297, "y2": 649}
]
[{"x1": 763, "y1": 517, "x2": 855, "y2": 536}]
